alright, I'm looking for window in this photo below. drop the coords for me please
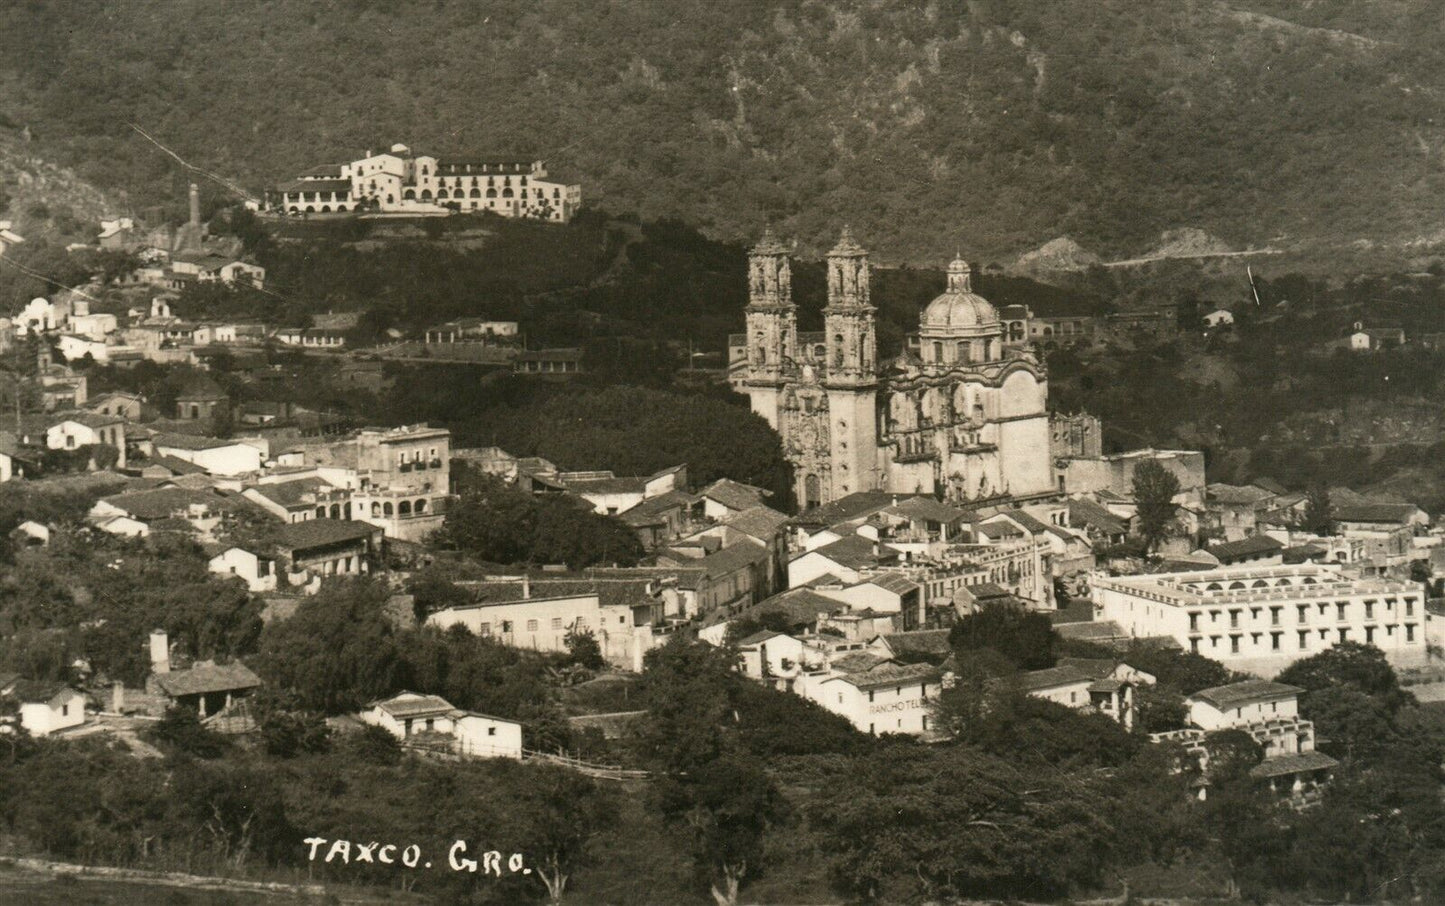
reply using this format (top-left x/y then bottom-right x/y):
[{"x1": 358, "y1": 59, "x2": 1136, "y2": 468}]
[
  {"x1": 1299, "y1": 631, "x2": 1308, "y2": 650},
  {"x1": 1271, "y1": 633, "x2": 1282, "y2": 651},
  {"x1": 1337, "y1": 602, "x2": 1347, "y2": 621},
  {"x1": 1407, "y1": 624, "x2": 1417, "y2": 642},
  {"x1": 479, "y1": 622, "x2": 491, "y2": 635},
  {"x1": 526, "y1": 619, "x2": 538, "y2": 632},
  {"x1": 487, "y1": 727, "x2": 496, "y2": 736},
  {"x1": 1189, "y1": 613, "x2": 1199, "y2": 631},
  {"x1": 1406, "y1": 599, "x2": 1416, "y2": 616},
  {"x1": 61, "y1": 704, "x2": 68, "y2": 716},
  {"x1": 1365, "y1": 626, "x2": 1375, "y2": 644},
  {"x1": 551, "y1": 618, "x2": 562, "y2": 630},
  {"x1": 1365, "y1": 601, "x2": 1374, "y2": 619},
  {"x1": 1298, "y1": 604, "x2": 1308, "y2": 624},
  {"x1": 502, "y1": 620, "x2": 513, "y2": 633},
  {"x1": 1231, "y1": 636, "x2": 1240, "y2": 654}
]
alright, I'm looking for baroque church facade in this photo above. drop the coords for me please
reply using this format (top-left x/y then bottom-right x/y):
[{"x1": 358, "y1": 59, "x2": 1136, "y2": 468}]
[{"x1": 735, "y1": 228, "x2": 1054, "y2": 509}]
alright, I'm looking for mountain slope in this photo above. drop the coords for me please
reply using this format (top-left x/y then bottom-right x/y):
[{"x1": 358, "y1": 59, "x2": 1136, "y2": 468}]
[{"x1": 1, "y1": 0, "x2": 1443, "y2": 265}]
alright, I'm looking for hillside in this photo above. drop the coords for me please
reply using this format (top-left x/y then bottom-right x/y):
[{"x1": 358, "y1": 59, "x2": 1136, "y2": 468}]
[{"x1": 2, "y1": 1, "x2": 1444, "y2": 267}]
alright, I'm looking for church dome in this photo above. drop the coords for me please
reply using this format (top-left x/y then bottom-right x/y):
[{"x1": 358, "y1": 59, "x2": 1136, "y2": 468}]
[{"x1": 920, "y1": 257, "x2": 998, "y2": 332}]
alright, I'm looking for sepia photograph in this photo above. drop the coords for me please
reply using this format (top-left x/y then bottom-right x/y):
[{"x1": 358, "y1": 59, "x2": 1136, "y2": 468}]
[{"x1": 0, "y1": 0, "x2": 1444, "y2": 903}]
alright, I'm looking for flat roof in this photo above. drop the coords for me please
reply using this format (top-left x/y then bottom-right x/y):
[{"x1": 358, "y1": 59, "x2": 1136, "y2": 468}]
[{"x1": 1094, "y1": 564, "x2": 1415, "y2": 608}]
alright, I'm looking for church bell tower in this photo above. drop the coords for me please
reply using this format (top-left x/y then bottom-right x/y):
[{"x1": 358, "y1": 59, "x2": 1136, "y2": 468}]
[
  {"x1": 822, "y1": 226, "x2": 878, "y2": 499},
  {"x1": 742, "y1": 228, "x2": 796, "y2": 430}
]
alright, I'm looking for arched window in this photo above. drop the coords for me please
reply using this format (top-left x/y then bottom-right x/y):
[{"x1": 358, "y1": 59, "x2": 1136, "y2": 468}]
[
  {"x1": 371, "y1": 502, "x2": 381, "y2": 517},
  {"x1": 316, "y1": 507, "x2": 326, "y2": 519},
  {"x1": 383, "y1": 502, "x2": 393, "y2": 516},
  {"x1": 486, "y1": 188, "x2": 497, "y2": 198},
  {"x1": 833, "y1": 334, "x2": 845, "y2": 368},
  {"x1": 932, "y1": 341, "x2": 943, "y2": 362},
  {"x1": 415, "y1": 499, "x2": 427, "y2": 513},
  {"x1": 399, "y1": 501, "x2": 412, "y2": 516},
  {"x1": 421, "y1": 190, "x2": 432, "y2": 200},
  {"x1": 502, "y1": 188, "x2": 514, "y2": 198},
  {"x1": 957, "y1": 340, "x2": 969, "y2": 364},
  {"x1": 469, "y1": 188, "x2": 481, "y2": 198},
  {"x1": 437, "y1": 189, "x2": 448, "y2": 200},
  {"x1": 319, "y1": 205, "x2": 330, "y2": 213},
  {"x1": 804, "y1": 474, "x2": 821, "y2": 509},
  {"x1": 403, "y1": 189, "x2": 415, "y2": 200},
  {"x1": 329, "y1": 504, "x2": 341, "y2": 519}
]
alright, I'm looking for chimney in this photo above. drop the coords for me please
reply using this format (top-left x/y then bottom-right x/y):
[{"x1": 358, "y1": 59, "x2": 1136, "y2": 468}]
[
  {"x1": 188, "y1": 183, "x2": 201, "y2": 227},
  {"x1": 521, "y1": 575, "x2": 530, "y2": 599},
  {"x1": 111, "y1": 681, "x2": 125, "y2": 714},
  {"x1": 149, "y1": 629, "x2": 170, "y2": 675}
]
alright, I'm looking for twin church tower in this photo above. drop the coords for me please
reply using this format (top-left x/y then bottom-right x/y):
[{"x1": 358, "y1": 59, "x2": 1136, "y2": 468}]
[{"x1": 738, "y1": 228, "x2": 1054, "y2": 510}]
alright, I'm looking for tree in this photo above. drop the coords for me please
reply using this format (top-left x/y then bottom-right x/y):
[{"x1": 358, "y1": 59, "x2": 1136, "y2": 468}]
[
  {"x1": 657, "y1": 754, "x2": 786, "y2": 906},
  {"x1": 1303, "y1": 482, "x2": 1333, "y2": 534},
  {"x1": 509, "y1": 765, "x2": 616, "y2": 905},
  {"x1": 947, "y1": 601, "x2": 1056, "y2": 669},
  {"x1": 146, "y1": 705, "x2": 230, "y2": 759},
  {"x1": 1132, "y1": 459, "x2": 1181, "y2": 554},
  {"x1": 564, "y1": 626, "x2": 604, "y2": 670},
  {"x1": 259, "y1": 710, "x2": 332, "y2": 758}
]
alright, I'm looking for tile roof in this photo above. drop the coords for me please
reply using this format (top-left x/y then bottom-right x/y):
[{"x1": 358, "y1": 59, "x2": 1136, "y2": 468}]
[
  {"x1": 1068, "y1": 498, "x2": 1128, "y2": 535},
  {"x1": 835, "y1": 662, "x2": 942, "y2": 691},
  {"x1": 807, "y1": 534, "x2": 901, "y2": 571},
  {"x1": 724, "y1": 505, "x2": 789, "y2": 540},
  {"x1": 793, "y1": 490, "x2": 894, "y2": 528},
  {"x1": 619, "y1": 489, "x2": 696, "y2": 525},
  {"x1": 1055, "y1": 620, "x2": 1129, "y2": 642},
  {"x1": 1209, "y1": 534, "x2": 1285, "y2": 561},
  {"x1": 996, "y1": 508, "x2": 1051, "y2": 534},
  {"x1": 371, "y1": 691, "x2": 455, "y2": 718},
  {"x1": 5, "y1": 679, "x2": 76, "y2": 704},
  {"x1": 878, "y1": 629, "x2": 952, "y2": 658},
  {"x1": 1190, "y1": 680, "x2": 1303, "y2": 711},
  {"x1": 737, "y1": 630, "x2": 788, "y2": 647},
  {"x1": 1249, "y1": 751, "x2": 1339, "y2": 779},
  {"x1": 144, "y1": 454, "x2": 208, "y2": 476},
  {"x1": 737, "y1": 588, "x2": 849, "y2": 625},
  {"x1": 152, "y1": 433, "x2": 239, "y2": 452},
  {"x1": 152, "y1": 660, "x2": 261, "y2": 697},
  {"x1": 858, "y1": 572, "x2": 920, "y2": 595},
  {"x1": 1056, "y1": 657, "x2": 1124, "y2": 680},
  {"x1": 1332, "y1": 503, "x2": 1423, "y2": 524},
  {"x1": 248, "y1": 477, "x2": 333, "y2": 509},
  {"x1": 1207, "y1": 483, "x2": 1275, "y2": 506},
  {"x1": 99, "y1": 487, "x2": 221, "y2": 520},
  {"x1": 1017, "y1": 665, "x2": 1094, "y2": 691},
  {"x1": 883, "y1": 496, "x2": 968, "y2": 524},
  {"x1": 701, "y1": 478, "x2": 770, "y2": 512},
  {"x1": 274, "y1": 519, "x2": 378, "y2": 551}
]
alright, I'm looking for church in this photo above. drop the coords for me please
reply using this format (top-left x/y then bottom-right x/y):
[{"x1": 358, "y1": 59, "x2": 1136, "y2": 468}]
[{"x1": 733, "y1": 228, "x2": 1054, "y2": 510}]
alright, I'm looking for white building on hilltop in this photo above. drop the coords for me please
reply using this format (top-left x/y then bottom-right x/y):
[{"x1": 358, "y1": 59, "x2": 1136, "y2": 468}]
[
  {"x1": 272, "y1": 143, "x2": 581, "y2": 222},
  {"x1": 360, "y1": 692, "x2": 522, "y2": 759},
  {"x1": 1093, "y1": 564, "x2": 1428, "y2": 676}
]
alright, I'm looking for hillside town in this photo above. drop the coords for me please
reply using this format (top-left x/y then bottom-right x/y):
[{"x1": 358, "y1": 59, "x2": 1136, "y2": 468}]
[{"x1": 0, "y1": 44, "x2": 1443, "y2": 905}]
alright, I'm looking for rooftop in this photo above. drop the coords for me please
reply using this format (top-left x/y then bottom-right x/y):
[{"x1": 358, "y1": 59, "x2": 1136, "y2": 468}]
[
  {"x1": 152, "y1": 660, "x2": 262, "y2": 698},
  {"x1": 371, "y1": 691, "x2": 456, "y2": 719},
  {"x1": 1190, "y1": 680, "x2": 1303, "y2": 711},
  {"x1": 701, "y1": 478, "x2": 770, "y2": 512},
  {"x1": 273, "y1": 519, "x2": 378, "y2": 551},
  {"x1": 1093, "y1": 564, "x2": 1414, "y2": 608},
  {"x1": 1209, "y1": 534, "x2": 1285, "y2": 561}
]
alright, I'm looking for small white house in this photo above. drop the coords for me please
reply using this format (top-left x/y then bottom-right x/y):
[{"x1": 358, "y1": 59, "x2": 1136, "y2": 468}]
[
  {"x1": 1188, "y1": 680, "x2": 1302, "y2": 731},
  {"x1": 737, "y1": 631, "x2": 810, "y2": 679},
  {"x1": 152, "y1": 435, "x2": 264, "y2": 476},
  {"x1": 208, "y1": 546, "x2": 277, "y2": 593},
  {"x1": 1203, "y1": 309, "x2": 1234, "y2": 328},
  {"x1": 5, "y1": 680, "x2": 86, "y2": 736},
  {"x1": 360, "y1": 691, "x2": 523, "y2": 759}
]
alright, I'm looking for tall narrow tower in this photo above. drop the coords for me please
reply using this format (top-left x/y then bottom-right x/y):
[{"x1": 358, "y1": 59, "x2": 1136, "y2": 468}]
[
  {"x1": 742, "y1": 228, "x2": 796, "y2": 430},
  {"x1": 822, "y1": 226, "x2": 878, "y2": 499}
]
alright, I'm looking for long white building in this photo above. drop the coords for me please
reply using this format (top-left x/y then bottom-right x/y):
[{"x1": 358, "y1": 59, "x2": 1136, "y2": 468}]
[
  {"x1": 272, "y1": 143, "x2": 581, "y2": 221},
  {"x1": 1093, "y1": 564, "x2": 1427, "y2": 676}
]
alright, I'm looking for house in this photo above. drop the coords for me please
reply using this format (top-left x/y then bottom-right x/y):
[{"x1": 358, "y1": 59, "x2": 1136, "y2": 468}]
[
  {"x1": 273, "y1": 520, "x2": 383, "y2": 583},
  {"x1": 9, "y1": 520, "x2": 49, "y2": 547},
  {"x1": 556, "y1": 464, "x2": 686, "y2": 516},
  {"x1": 657, "y1": 540, "x2": 774, "y2": 612},
  {"x1": 152, "y1": 433, "x2": 263, "y2": 476},
  {"x1": 699, "y1": 478, "x2": 771, "y2": 520},
  {"x1": 737, "y1": 631, "x2": 812, "y2": 680},
  {"x1": 803, "y1": 661, "x2": 942, "y2": 737},
  {"x1": 208, "y1": 546, "x2": 278, "y2": 593},
  {"x1": 146, "y1": 630, "x2": 262, "y2": 717},
  {"x1": 422, "y1": 319, "x2": 520, "y2": 343},
  {"x1": 788, "y1": 534, "x2": 903, "y2": 587},
  {"x1": 425, "y1": 587, "x2": 659, "y2": 671},
  {"x1": 1332, "y1": 503, "x2": 1429, "y2": 534},
  {"x1": 86, "y1": 391, "x2": 146, "y2": 420},
  {"x1": 243, "y1": 477, "x2": 350, "y2": 524},
  {"x1": 3, "y1": 680, "x2": 86, "y2": 736},
  {"x1": 89, "y1": 487, "x2": 225, "y2": 538},
  {"x1": 1154, "y1": 680, "x2": 1337, "y2": 800},
  {"x1": 1207, "y1": 534, "x2": 1285, "y2": 567},
  {"x1": 46, "y1": 413, "x2": 127, "y2": 466},
  {"x1": 174, "y1": 375, "x2": 230, "y2": 422},
  {"x1": 0, "y1": 221, "x2": 24, "y2": 257},
  {"x1": 868, "y1": 629, "x2": 953, "y2": 664},
  {"x1": 360, "y1": 692, "x2": 523, "y2": 759},
  {"x1": 620, "y1": 489, "x2": 698, "y2": 548},
  {"x1": 1017, "y1": 664, "x2": 1139, "y2": 728},
  {"x1": 275, "y1": 327, "x2": 346, "y2": 348},
  {"x1": 1349, "y1": 326, "x2": 1405, "y2": 351},
  {"x1": 1067, "y1": 497, "x2": 1129, "y2": 545},
  {"x1": 1203, "y1": 309, "x2": 1234, "y2": 328},
  {"x1": 1205, "y1": 483, "x2": 1277, "y2": 541}
]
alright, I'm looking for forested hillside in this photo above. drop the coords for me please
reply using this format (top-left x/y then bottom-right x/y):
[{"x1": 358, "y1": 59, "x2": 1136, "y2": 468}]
[{"x1": 2, "y1": 0, "x2": 1445, "y2": 264}]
